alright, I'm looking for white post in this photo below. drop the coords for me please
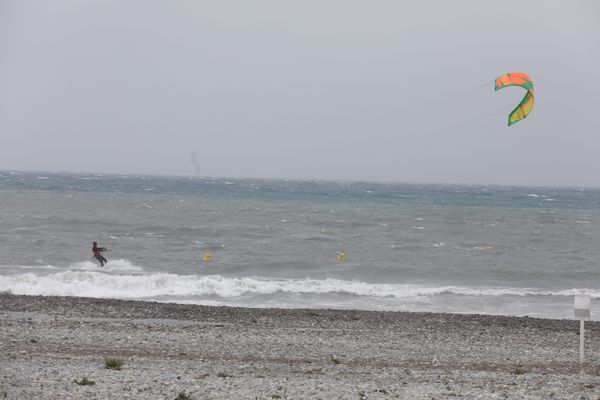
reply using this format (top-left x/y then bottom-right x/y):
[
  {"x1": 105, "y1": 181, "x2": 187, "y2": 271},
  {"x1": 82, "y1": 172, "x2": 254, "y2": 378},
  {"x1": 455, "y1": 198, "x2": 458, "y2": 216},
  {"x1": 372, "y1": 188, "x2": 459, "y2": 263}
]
[
  {"x1": 580, "y1": 319, "x2": 585, "y2": 363},
  {"x1": 574, "y1": 295, "x2": 591, "y2": 364}
]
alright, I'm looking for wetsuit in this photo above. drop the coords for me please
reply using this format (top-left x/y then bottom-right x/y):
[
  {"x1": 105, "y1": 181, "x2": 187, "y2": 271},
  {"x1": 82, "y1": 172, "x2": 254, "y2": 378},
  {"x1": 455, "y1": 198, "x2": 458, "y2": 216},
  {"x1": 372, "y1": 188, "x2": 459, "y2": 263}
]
[{"x1": 93, "y1": 244, "x2": 108, "y2": 266}]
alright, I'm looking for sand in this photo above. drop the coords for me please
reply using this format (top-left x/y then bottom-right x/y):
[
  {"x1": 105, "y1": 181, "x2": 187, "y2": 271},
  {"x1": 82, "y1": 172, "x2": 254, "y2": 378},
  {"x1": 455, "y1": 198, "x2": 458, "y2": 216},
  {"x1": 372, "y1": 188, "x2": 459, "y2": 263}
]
[{"x1": 1, "y1": 293, "x2": 600, "y2": 399}]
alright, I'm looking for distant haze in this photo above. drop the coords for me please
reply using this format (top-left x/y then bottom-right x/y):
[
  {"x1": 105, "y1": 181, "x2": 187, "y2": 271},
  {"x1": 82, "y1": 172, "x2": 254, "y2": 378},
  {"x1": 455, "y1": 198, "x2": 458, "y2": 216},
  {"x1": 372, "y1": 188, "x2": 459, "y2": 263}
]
[{"x1": 1, "y1": 1, "x2": 599, "y2": 187}]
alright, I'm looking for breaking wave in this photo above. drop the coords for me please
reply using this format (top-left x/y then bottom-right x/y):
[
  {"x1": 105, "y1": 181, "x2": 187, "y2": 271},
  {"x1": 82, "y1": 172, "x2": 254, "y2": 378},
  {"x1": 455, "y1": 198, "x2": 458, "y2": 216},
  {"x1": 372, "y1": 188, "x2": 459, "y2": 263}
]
[{"x1": 1, "y1": 271, "x2": 598, "y2": 302}]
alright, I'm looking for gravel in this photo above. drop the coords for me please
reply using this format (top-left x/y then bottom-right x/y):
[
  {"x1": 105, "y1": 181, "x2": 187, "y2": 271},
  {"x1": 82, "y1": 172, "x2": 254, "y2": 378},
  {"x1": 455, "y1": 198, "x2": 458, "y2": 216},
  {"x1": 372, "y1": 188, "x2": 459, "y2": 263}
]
[{"x1": 2, "y1": 293, "x2": 600, "y2": 399}]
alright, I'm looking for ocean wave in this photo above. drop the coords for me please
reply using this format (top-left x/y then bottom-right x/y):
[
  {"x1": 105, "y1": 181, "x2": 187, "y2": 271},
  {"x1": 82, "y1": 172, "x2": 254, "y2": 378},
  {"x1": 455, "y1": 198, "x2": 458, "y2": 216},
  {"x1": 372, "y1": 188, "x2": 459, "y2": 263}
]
[
  {"x1": 0, "y1": 259, "x2": 143, "y2": 273},
  {"x1": 68, "y1": 259, "x2": 144, "y2": 273},
  {"x1": 1, "y1": 273, "x2": 598, "y2": 301},
  {"x1": 0, "y1": 264, "x2": 60, "y2": 270}
]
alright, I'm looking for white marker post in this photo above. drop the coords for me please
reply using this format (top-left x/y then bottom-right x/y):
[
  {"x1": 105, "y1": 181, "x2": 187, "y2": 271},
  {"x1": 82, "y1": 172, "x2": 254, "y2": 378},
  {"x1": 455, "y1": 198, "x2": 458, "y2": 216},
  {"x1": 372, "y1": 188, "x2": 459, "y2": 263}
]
[{"x1": 574, "y1": 295, "x2": 591, "y2": 364}]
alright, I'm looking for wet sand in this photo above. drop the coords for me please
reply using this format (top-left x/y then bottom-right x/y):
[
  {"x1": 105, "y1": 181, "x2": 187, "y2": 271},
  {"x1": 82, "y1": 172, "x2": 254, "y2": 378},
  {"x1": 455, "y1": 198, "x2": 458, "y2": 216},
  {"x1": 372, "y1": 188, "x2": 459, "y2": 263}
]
[{"x1": 1, "y1": 293, "x2": 600, "y2": 399}]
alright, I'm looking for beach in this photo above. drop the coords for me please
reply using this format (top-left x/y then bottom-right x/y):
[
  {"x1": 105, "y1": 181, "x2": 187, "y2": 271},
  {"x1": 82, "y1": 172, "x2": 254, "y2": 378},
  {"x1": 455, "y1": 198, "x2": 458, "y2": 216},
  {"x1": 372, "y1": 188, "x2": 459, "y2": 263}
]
[
  {"x1": 1, "y1": 294, "x2": 600, "y2": 399},
  {"x1": 2, "y1": 0, "x2": 599, "y2": 398}
]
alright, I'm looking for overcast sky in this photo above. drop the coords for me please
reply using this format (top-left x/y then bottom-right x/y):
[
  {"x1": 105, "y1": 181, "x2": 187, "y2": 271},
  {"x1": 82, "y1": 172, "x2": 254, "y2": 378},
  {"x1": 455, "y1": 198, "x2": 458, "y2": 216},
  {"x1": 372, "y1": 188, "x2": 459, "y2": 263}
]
[{"x1": 1, "y1": 1, "x2": 599, "y2": 186}]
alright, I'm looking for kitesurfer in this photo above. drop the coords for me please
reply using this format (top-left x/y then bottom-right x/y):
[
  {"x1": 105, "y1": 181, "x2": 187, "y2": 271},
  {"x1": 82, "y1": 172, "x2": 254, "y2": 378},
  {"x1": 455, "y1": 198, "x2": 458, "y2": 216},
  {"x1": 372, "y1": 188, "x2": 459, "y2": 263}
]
[{"x1": 92, "y1": 241, "x2": 108, "y2": 267}]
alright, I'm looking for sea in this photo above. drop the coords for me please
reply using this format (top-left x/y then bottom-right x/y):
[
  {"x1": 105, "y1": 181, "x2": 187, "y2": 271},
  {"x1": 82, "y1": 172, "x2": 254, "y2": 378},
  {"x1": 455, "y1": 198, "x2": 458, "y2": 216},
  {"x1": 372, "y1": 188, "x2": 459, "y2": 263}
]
[{"x1": 2, "y1": 170, "x2": 600, "y2": 320}]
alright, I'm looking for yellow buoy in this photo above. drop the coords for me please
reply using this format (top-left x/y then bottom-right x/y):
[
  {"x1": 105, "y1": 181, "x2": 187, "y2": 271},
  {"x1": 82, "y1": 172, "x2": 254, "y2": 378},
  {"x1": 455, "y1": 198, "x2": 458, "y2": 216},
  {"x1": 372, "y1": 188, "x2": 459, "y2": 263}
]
[
  {"x1": 202, "y1": 252, "x2": 212, "y2": 262},
  {"x1": 337, "y1": 251, "x2": 345, "y2": 261}
]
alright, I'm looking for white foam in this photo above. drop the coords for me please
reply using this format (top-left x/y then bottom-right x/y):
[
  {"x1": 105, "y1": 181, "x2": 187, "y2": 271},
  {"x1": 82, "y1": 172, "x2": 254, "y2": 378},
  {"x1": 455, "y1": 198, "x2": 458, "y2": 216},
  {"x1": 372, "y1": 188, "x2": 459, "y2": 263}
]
[
  {"x1": 1, "y1": 273, "x2": 598, "y2": 302},
  {"x1": 68, "y1": 259, "x2": 144, "y2": 273},
  {"x1": 0, "y1": 264, "x2": 60, "y2": 270}
]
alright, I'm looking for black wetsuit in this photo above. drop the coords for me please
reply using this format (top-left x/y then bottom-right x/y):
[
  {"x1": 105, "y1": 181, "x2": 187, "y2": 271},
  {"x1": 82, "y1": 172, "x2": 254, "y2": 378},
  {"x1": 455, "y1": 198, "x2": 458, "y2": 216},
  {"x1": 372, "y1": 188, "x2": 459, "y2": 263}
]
[{"x1": 93, "y1": 244, "x2": 108, "y2": 266}]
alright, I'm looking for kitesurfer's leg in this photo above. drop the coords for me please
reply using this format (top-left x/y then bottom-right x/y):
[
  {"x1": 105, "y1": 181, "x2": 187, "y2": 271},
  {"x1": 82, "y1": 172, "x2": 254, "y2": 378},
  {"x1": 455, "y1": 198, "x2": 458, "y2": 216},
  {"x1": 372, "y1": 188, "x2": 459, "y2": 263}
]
[{"x1": 95, "y1": 254, "x2": 105, "y2": 267}]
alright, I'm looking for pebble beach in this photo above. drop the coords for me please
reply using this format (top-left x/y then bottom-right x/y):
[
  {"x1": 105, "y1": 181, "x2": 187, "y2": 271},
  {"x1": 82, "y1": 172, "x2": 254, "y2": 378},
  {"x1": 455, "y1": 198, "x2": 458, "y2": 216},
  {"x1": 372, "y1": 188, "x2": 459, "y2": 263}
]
[{"x1": 2, "y1": 293, "x2": 600, "y2": 399}]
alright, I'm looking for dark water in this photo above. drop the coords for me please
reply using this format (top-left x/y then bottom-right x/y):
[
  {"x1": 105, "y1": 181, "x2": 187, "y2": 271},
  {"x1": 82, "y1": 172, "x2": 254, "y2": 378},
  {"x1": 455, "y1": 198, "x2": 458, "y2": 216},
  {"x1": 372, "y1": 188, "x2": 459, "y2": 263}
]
[{"x1": 2, "y1": 170, "x2": 600, "y2": 319}]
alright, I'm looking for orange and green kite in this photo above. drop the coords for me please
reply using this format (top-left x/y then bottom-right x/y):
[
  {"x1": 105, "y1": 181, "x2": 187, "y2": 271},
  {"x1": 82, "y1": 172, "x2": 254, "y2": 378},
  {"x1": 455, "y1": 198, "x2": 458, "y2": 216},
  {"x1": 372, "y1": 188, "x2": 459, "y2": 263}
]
[{"x1": 494, "y1": 72, "x2": 534, "y2": 126}]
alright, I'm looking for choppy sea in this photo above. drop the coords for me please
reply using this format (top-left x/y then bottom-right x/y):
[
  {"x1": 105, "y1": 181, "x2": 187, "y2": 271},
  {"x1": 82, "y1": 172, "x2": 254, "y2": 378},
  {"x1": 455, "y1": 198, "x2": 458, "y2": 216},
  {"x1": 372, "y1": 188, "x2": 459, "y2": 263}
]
[{"x1": 2, "y1": 171, "x2": 600, "y2": 319}]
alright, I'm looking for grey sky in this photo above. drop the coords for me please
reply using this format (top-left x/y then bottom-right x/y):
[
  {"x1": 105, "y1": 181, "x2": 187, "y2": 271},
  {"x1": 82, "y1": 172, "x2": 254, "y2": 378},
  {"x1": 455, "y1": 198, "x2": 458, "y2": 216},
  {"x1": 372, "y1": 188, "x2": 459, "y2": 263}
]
[{"x1": 1, "y1": 1, "x2": 599, "y2": 186}]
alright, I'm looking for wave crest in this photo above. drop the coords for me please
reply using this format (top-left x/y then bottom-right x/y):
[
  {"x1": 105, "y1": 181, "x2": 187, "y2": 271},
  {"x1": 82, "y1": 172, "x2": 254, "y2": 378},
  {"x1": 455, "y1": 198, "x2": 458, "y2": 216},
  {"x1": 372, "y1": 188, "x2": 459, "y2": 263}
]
[{"x1": 1, "y1": 273, "x2": 598, "y2": 301}]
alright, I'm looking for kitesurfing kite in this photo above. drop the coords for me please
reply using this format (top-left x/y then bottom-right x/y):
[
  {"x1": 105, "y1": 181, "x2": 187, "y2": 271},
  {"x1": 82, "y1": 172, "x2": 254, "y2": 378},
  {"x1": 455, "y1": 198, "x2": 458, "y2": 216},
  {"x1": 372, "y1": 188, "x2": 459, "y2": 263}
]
[{"x1": 494, "y1": 72, "x2": 534, "y2": 126}]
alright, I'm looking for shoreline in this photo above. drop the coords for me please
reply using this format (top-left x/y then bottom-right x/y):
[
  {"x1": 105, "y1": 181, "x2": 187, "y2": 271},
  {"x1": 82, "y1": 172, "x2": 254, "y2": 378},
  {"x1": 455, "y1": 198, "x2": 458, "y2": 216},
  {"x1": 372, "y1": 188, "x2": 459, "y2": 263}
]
[{"x1": 2, "y1": 293, "x2": 600, "y2": 399}]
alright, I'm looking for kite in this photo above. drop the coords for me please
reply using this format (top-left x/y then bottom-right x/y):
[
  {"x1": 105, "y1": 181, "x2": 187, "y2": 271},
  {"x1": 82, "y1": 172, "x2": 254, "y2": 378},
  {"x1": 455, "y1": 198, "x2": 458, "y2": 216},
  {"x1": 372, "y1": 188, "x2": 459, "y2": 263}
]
[{"x1": 494, "y1": 72, "x2": 534, "y2": 126}]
